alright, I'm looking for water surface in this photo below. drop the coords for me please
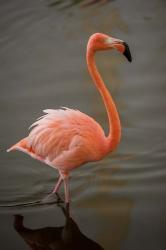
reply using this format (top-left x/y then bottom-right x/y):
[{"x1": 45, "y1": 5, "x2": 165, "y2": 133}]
[{"x1": 0, "y1": 0, "x2": 166, "y2": 249}]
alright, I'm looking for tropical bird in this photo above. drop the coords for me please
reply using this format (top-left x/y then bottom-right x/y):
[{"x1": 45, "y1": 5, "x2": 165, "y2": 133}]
[{"x1": 7, "y1": 33, "x2": 132, "y2": 203}]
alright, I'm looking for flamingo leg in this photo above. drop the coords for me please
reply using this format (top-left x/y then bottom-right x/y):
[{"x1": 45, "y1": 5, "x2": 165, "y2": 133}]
[
  {"x1": 52, "y1": 176, "x2": 63, "y2": 193},
  {"x1": 63, "y1": 177, "x2": 70, "y2": 204}
]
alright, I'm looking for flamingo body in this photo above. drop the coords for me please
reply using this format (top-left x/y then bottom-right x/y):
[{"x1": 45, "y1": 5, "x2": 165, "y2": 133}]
[
  {"x1": 8, "y1": 108, "x2": 108, "y2": 177},
  {"x1": 7, "y1": 33, "x2": 132, "y2": 203}
]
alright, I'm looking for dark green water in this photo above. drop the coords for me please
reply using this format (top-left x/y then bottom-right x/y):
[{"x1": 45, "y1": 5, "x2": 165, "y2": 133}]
[{"x1": 0, "y1": 0, "x2": 166, "y2": 249}]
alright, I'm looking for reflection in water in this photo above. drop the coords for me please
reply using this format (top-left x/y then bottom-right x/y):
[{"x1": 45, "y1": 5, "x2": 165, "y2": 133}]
[
  {"x1": 1, "y1": 0, "x2": 165, "y2": 248},
  {"x1": 13, "y1": 204, "x2": 104, "y2": 250}
]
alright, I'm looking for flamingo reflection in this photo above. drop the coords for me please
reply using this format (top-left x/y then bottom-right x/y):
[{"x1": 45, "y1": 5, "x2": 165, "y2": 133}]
[{"x1": 13, "y1": 204, "x2": 104, "y2": 250}]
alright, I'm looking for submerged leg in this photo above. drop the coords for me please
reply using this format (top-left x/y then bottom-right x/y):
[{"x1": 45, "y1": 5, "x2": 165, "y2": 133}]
[
  {"x1": 63, "y1": 177, "x2": 70, "y2": 204},
  {"x1": 52, "y1": 176, "x2": 63, "y2": 193},
  {"x1": 41, "y1": 176, "x2": 63, "y2": 204}
]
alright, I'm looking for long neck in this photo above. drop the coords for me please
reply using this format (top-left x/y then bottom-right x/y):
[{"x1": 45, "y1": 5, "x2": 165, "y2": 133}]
[{"x1": 86, "y1": 48, "x2": 121, "y2": 152}]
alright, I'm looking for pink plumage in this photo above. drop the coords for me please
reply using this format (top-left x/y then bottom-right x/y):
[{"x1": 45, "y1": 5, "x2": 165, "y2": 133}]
[
  {"x1": 7, "y1": 33, "x2": 132, "y2": 203},
  {"x1": 8, "y1": 108, "x2": 107, "y2": 171}
]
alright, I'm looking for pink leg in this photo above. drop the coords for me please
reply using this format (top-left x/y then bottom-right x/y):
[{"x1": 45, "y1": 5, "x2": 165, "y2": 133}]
[
  {"x1": 52, "y1": 176, "x2": 63, "y2": 193},
  {"x1": 63, "y1": 178, "x2": 70, "y2": 204}
]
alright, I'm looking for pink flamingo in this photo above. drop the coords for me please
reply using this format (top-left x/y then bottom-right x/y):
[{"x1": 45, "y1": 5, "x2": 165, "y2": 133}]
[{"x1": 7, "y1": 33, "x2": 132, "y2": 203}]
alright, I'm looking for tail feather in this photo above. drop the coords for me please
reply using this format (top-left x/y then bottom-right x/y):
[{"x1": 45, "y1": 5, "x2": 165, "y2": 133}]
[
  {"x1": 7, "y1": 138, "x2": 29, "y2": 153},
  {"x1": 7, "y1": 137, "x2": 44, "y2": 162}
]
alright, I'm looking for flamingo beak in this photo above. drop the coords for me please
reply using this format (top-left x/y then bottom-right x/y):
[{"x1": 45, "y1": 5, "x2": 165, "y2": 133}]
[
  {"x1": 122, "y1": 42, "x2": 132, "y2": 62},
  {"x1": 106, "y1": 37, "x2": 132, "y2": 62}
]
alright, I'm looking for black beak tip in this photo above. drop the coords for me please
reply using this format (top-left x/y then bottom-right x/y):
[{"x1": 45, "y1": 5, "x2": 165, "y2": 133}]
[{"x1": 123, "y1": 42, "x2": 132, "y2": 62}]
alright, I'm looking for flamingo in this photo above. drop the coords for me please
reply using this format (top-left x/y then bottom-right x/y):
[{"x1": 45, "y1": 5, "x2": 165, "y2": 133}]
[{"x1": 7, "y1": 33, "x2": 132, "y2": 203}]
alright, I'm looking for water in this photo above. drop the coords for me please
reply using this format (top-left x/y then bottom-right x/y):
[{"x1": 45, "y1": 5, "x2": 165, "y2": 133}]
[{"x1": 0, "y1": 0, "x2": 166, "y2": 249}]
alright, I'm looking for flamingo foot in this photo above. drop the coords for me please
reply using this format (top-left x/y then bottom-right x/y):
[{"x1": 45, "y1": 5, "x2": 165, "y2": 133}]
[
  {"x1": 41, "y1": 176, "x2": 64, "y2": 204},
  {"x1": 41, "y1": 192, "x2": 64, "y2": 204},
  {"x1": 41, "y1": 176, "x2": 70, "y2": 204}
]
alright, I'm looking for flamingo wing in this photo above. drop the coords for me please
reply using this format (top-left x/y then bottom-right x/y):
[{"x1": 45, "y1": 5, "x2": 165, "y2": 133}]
[{"x1": 8, "y1": 108, "x2": 107, "y2": 173}]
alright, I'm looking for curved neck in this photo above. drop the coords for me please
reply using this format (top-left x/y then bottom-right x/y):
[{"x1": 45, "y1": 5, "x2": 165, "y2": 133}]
[{"x1": 86, "y1": 49, "x2": 121, "y2": 152}]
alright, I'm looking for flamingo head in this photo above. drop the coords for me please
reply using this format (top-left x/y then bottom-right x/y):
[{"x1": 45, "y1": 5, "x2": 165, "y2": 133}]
[{"x1": 88, "y1": 33, "x2": 132, "y2": 62}]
